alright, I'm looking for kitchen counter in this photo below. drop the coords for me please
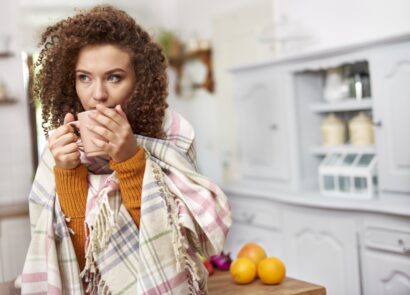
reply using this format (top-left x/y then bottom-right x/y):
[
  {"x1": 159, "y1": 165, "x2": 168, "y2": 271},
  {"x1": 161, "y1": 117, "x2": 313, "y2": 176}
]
[
  {"x1": 208, "y1": 270, "x2": 326, "y2": 295},
  {"x1": 222, "y1": 184, "x2": 410, "y2": 217}
]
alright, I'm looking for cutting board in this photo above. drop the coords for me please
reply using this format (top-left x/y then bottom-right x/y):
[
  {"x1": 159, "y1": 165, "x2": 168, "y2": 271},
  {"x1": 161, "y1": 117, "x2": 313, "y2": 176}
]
[{"x1": 208, "y1": 270, "x2": 326, "y2": 295}]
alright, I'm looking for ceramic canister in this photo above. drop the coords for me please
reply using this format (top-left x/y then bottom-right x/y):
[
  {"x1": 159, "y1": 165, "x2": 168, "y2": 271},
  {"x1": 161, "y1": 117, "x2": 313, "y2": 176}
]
[
  {"x1": 348, "y1": 112, "x2": 374, "y2": 145},
  {"x1": 320, "y1": 113, "x2": 346, "y2": 146}
]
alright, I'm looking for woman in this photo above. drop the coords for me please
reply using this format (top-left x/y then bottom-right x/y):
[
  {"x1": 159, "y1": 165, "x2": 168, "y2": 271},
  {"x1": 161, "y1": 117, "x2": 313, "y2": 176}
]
[{"x1": 21, "y1": 5, "x2": 231, "y2": 295}]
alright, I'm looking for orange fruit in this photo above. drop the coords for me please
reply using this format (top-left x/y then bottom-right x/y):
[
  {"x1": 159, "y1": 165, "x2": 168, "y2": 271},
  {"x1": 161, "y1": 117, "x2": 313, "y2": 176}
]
[
  {"x1": 237, "y1": 243, "x2": 267, "y2": 266},
  {"x1": 257, "y1": 257, "x2": 286, "y2": 285},
  {"x1": 230, "y1": 257, "x2": 257, "y2": 284}
]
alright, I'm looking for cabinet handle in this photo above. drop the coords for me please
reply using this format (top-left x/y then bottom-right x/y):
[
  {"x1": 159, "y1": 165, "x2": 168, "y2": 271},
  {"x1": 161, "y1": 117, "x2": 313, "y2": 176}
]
[
  {"x1": 239, "y1": 212, "x2": 256, "y2": 224},
  {"x1": 372, "y1": 120, "x2": 382, "y2": 128},
  {"x1": 398, "y1": 238, "x2": 410, "y2": 254}
]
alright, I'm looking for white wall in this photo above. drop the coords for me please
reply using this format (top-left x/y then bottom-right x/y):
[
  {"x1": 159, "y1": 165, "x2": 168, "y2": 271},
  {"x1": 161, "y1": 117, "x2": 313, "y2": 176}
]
[
  {"x1": 275, "y1": 0, "x2": 410, "y2": 53},
  {"x1": 0, "y1": 0, "x2": 33, "y2": 205}
]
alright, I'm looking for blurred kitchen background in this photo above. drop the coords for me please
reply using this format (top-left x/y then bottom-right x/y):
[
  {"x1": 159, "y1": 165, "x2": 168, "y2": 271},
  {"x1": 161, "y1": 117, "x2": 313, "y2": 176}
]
[{"x1": 0, "y1": 0, "x2": 410, "y2": 294}]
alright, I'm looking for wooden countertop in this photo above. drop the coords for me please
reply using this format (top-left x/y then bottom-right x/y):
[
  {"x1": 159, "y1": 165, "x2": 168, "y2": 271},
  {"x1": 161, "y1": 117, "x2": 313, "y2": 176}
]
[
  {"x1": 0, "y1": 202, "x2": 29, "y2": 219},
  {"x1": 1, "y1": 270, "x2": 326, "y2": 295},
  {"x1": 208, "y1": 270, "x2": 326, "y2": 295}
]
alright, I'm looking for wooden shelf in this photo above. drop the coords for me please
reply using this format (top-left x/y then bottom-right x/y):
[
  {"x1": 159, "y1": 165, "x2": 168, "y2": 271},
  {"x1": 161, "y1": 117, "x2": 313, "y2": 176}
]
[
  {"x1": 311, "y1": 144, "x2": 376, "y2": 156},
  {"x1": 0, "y1": 202, "x2": 29, "y2": 219},
  {"x1": 0, "y1": 52, "x2": 13, "y2": 58},
  {"x1": 168, "y1": 48, "x2": 214, "y2": 95},
  {"x1": 310, "y1": 98, "x2": 373, "y2": 113},
  {"x1": 0, "y1": 98, "x2": 18, "y2": 105}
]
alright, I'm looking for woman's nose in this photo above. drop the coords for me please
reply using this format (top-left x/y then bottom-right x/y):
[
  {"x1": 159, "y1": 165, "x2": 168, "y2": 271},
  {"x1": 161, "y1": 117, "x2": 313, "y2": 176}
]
[{"x1": 92, "y1": 80, "x2": 108, "y2": 102}]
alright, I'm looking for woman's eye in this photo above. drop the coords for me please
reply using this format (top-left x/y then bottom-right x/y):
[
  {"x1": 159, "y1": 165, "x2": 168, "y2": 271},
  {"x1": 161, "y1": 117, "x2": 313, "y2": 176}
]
[
  {"x1": 107, "y1": 74, "x2": 121, "y2": 82},
  {"x1": 78, "y1": 74, "x2": 90, "y2": 82}
]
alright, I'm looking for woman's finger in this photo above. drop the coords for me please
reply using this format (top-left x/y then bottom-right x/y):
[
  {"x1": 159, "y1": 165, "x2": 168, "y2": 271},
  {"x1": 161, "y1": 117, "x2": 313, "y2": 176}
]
[
  {"x1": 49, "y1": 124, "x2": 73, "y2": 143},
  {"x1": 87, "y1": 124, "x2": 115, "y2": 142},
  {"x1": 95, "y1": 103, "x2": 124, "y2": 126},
  {"x1": 49, "y1": 132, "x2": 78, "y2": 150},
  {"x1": 90, "y1": 137, "x2": 112, "y2": 153},
  {"x1": 88, "y1": 110, "x2": 119, "y2": 132},
  {"x1": 58, "y1": 142, "x2": 79, "y2": 155},
  {"x1": 63, "y1": 113, "x2": 75, "y2": 125},
  {"x1": 115, "y1": 104, "x2": 127, "y2": 118},
  {"x1": 57, "y1": 150, "x2": 81, "y2": 163}
]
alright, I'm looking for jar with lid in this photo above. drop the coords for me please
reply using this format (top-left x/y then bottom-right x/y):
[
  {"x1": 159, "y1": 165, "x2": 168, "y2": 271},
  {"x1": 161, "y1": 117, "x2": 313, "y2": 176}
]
[
  {"x1": 320, "y1": 113, "x2": 346, "y2": 146},
  {"x1": 348, "y1": 112, "x2": 374, "y2": 145}
]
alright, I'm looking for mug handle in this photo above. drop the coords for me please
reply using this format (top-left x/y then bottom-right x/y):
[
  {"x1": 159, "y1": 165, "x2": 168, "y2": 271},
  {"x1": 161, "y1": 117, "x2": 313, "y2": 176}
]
[
  {"x1": 66, "y1": 121, "x2": 82, "y2": 148},
  {"x1": 66, "y1": 121, "x2": 80, "y2": 130},
  {"x1": 66, "y1": 121, "x2": 81, "y2": 137}
]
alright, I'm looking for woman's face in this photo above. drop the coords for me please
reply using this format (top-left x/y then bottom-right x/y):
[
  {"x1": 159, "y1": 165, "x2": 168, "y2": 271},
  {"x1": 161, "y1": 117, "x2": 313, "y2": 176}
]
[{"x1": 75, "y1": 44, "x2": 136, "y2": 110}]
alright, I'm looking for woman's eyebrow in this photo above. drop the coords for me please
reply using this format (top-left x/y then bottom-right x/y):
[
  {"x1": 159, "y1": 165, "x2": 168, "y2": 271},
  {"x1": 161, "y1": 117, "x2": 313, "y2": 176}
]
[
  {"x1": 75, "y1": 69, "x2": 91, "y2": 74},
  {"x1": 74, "y1": 68, "x2": 127, "y2": 74},
  {"x1": 106, "y1": 68, "x2": 126, "y2": 74}
]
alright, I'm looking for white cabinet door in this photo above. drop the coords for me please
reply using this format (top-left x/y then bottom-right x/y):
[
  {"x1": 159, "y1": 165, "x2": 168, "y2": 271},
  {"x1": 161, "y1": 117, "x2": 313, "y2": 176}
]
[
  {"x1": 371, "y1": 42, "x2": 410, "y2": 193},
  {"x1": 283, "y1": 208, "x2": 361, "y2": 295},
  {"x1": 0, "y1": 216, "x2": 31, "y2": 282},
  {"x1": 361, "y1": 217, "x2": 410, "y2": 295},
  {"x1": 0, "y1": 239, "x2": 3, "y2": 282},
  {"x1": 233, "y1": 66, "x2": 290, "y2": 182},
  {"x1": 362, "y1": 250, "x2": 410, "y2": 295},
  {"x1": 224, "y1": 223, "x2": 283, "y2": 260},
  {"x1": 224, "y1": 195, "x2": 284, "y2": 261}
]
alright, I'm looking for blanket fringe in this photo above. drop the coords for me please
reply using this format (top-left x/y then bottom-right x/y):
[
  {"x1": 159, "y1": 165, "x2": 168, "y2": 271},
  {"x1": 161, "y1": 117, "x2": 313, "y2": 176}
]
[
  {"x1": 80, "y1": 196, "x2": 114, "y2": 295},
  {"x1": 163, "y1": 187, "x2": 202, "y2": 294}
]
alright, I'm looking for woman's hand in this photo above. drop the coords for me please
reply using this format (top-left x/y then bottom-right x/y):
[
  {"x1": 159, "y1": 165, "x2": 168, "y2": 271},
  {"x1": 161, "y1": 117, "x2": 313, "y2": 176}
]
[
  {"x1": 87, "y1": 104, "x2": 138, "y2": 163},
  {"x1": 48, "y1": 113, "x2": 81, "y2": 169}
]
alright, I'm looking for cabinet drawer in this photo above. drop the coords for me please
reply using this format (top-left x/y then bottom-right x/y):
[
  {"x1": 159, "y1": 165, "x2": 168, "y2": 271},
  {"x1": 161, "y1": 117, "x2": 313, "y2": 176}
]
[
  {"x1": 231, "y1": 198, "x2": 281, "y2": 230},
  {"x1": 364, "y1": 226, "x2": 410, "y2": 254}
]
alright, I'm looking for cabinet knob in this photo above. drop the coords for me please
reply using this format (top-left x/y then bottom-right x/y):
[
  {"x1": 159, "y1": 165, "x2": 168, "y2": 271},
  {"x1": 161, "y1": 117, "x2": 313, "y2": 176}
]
[{"x1": 269, "y1": 124, "x2": 278, "y2": 130}]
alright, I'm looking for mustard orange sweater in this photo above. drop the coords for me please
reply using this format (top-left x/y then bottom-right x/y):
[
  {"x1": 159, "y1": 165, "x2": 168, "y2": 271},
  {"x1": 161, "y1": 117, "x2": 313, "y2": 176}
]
[{"x1": 54, "y1": 148, "x2": 146, "y2": 271}]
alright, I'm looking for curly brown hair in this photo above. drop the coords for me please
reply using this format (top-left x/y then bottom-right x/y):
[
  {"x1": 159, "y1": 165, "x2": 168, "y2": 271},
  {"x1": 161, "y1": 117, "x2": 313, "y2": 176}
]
[{"x1": 33, "y1": 5, "x2": 168, "y2": 138}]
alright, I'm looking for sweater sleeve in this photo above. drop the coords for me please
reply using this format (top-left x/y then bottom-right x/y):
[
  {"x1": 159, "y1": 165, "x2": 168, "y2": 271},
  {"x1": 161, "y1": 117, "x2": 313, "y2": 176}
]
[
  {"x1": 54, "y1": 164, "x2": 89, "y2": 217},
  {"x1": 54, "y1": 164, "x2": 89, "y2": 270},
  {"x1": 109, "y1": 147, "x2": 146, "y2": 228}
]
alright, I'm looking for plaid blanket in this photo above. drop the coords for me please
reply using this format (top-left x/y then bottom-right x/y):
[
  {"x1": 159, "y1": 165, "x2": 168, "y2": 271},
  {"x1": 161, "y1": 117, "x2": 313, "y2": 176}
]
[{"x1": 20, "y1": 109, "x2": 231, "y2": 294}]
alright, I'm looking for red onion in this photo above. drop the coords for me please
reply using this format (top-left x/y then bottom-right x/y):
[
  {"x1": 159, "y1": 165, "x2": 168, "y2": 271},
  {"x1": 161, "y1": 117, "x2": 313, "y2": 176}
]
[{"x1": 209, "y1": 252, "x2": 232, "y2": 271}]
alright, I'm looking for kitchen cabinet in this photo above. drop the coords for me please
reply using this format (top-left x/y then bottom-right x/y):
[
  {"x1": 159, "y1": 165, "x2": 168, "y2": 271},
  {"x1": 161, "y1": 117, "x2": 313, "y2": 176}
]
[
  {"x1": 283, "y1": 208, "x2": 360, "y2": 295},
  {"x1": 224, "y1": 33, "x2": 410, "y2": 295},
  {"x1": 362, "y1": 250, "x2": 410, "y2": 295},
  {"x1": 361, "y1": 216, "x2": 410, "y2": 295},
  {"x1": 224, "y1": 196, "x2": 284, "y2": 260},
  {"x1": 232, "y1": 66, "x2": 292, "y2": 189},
  {"x1": 0, "y1": 246, "x2": 3, "y2": 284},
  {"x1": 0, "y1": 216, "x2": 30, "y2": 282},
  {"x1": 223, "y1": 188, "x2": 410, "y2": 295},
  {"x1": 0, "y1": 204, "x2": 30, "y2": 283},
  {"x1": 370, "y1": 41, "x2": 410, "y2": 193},
  {"x1": 230, "y1": 33, "x2": 410, "y2": 197}
]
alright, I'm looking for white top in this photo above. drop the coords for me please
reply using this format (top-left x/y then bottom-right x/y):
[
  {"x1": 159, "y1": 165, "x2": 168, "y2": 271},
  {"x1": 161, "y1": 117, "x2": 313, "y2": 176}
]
[{"x1": 222, "y1": 183, "x2": 410, "y2": 217}]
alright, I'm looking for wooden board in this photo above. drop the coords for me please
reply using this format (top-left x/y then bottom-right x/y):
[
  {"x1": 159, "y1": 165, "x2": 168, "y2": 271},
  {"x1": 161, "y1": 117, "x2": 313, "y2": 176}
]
[{"x1": 208, "y1": 270, "x2": 326, "y2": 295}]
